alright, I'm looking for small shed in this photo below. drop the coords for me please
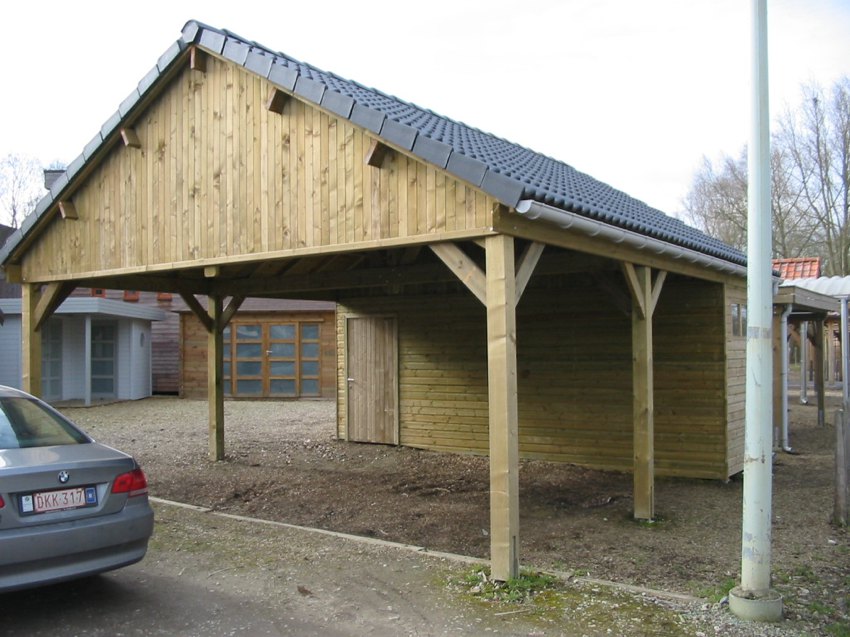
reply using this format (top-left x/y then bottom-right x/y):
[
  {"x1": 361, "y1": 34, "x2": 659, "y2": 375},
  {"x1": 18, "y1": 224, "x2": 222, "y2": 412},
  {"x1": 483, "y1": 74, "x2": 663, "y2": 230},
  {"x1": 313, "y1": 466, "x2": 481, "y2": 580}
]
[
  {"x1": 0, "y1": 20, "x2": 750, "y2": 579},
  {"x1": 0, "y1": 296, "x2": 165, "y2": 403},
  {"x1": 179, "y1": 298, "x2": 336, "y2": 399}
]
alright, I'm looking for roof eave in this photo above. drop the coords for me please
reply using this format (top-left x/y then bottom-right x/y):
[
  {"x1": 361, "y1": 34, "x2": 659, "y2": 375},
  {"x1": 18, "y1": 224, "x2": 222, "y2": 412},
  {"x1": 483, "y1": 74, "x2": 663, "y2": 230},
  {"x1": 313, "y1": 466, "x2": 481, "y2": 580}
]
[{"x1": 515, "y1": 199, "x2": 748, "y2": 278}]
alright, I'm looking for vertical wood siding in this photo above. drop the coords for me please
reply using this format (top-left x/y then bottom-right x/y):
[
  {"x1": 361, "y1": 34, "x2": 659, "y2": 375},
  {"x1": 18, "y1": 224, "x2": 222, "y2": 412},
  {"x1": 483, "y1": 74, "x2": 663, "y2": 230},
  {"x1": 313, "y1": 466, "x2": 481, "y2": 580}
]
[
  {"x1": 23, "y1": 57, "x2": 493, "y2": 280},
  {"x1": 337, "y1": 272, "x2": 730, "y2": 479},
  {"x1": 725, "y1": 283, "x2": 747, "y2": 475}
]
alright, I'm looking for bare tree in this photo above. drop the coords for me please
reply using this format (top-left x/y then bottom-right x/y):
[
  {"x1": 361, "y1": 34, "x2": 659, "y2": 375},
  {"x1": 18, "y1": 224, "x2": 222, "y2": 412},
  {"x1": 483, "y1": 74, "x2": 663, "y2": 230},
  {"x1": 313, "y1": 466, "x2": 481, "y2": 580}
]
[
  {"x1": 683, "y1": 76, "x2": 849, "y2": 272},
  {"x1": 777, "y1": 78, "x2": 850, "y2": 275},
  {"x1": 0, "y1": 153, "x2": 45, "y2": 229},
  {"x1": 683, "y1": 152, "x2": 748, "y2": 252},
  {"x1": 682, "y1": 145, "x2": 814, "y2": 258}
]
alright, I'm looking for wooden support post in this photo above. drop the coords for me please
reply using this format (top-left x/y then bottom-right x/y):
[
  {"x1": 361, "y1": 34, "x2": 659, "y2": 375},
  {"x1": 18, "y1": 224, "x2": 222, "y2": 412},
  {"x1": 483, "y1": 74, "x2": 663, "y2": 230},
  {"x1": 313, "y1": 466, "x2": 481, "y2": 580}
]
[
  {"x1": 208, "y1": 295, "x2": 225, "y2": 461},
  {"x1": 622, "y1": 264, "x2": 665, "y2": 521},
  {"x1": 835, "y1": 409, "x2": 849, "y2": 526},
  {"x1": 814, "y1": 321, "x2": 826, "y2": 427},
  {"x1": 630, "y1": 266, "x2": 654, "y2": 520},
  {"x1": 21, "y1": 284, "x2": 42, "y2": 397},
  {"x1": 485, "y1": 234, "x2": 519, "y2": 581},
  {"x1": 772, "y1": 308, "x2": 782, "y2": 447}
]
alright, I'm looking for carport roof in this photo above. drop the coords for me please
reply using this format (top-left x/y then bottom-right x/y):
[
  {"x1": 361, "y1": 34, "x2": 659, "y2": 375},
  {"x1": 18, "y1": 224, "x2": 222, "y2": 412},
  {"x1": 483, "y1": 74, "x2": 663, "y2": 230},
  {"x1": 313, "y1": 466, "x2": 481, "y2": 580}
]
[{"x1": 0, "y1": 20, "x2": 746, "y2": 269}]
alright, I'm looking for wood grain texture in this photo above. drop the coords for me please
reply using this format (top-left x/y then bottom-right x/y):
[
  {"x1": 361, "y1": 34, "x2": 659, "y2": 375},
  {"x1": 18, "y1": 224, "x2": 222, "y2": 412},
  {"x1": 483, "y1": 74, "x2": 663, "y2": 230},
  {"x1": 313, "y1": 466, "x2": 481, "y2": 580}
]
[{"x1": 21, "y1": 56, "x2": 495, "y2": 282}]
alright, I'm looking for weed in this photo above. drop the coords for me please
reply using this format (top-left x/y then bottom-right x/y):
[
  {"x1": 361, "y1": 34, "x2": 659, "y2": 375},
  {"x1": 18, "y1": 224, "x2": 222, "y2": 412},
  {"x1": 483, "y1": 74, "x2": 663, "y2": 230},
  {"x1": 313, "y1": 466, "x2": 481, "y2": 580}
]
[
  {"x1": 808, "y1": 600, "x2": 833, "y2": 616},
  {"x1": 827, "y1": 621, "x2": 850, "y2": 637},
  {"x1": 455, "y1": 567, "x2": 560, "y2": 604},
  {"x1": 697, "y1": 577, "x2": 736, "y2": 603}
]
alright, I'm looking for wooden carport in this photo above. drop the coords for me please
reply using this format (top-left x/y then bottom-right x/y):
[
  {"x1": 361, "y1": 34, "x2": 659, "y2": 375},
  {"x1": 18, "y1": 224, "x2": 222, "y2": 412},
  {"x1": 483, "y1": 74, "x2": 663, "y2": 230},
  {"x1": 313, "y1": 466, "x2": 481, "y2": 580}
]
[{"x1": 0, "y1": 21, "x2": 749, "y2": 581}]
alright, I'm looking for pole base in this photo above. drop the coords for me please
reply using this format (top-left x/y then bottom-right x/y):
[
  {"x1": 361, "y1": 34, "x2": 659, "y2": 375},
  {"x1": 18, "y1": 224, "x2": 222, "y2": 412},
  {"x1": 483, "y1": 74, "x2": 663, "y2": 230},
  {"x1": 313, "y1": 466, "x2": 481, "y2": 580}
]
[{"x1": 728, "y1": 586, "x2": 783, "y2": 622}]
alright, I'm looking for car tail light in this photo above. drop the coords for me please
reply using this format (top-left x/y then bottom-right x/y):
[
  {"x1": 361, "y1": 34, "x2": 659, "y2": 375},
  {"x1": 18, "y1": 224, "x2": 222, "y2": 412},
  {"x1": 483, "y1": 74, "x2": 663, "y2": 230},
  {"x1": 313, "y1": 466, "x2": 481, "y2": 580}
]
[
  {"x1": 0, "y1": 495, "x2": 4, "y2": 508},
  {"x1": 112, "y1": 468, "x2": 149, "y2": 497}
]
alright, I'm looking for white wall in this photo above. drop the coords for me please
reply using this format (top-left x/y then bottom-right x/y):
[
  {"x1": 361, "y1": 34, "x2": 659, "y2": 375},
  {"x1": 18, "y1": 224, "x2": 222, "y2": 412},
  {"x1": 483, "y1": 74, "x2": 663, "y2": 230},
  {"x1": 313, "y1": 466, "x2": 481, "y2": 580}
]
[
  {"x1": 62, "y1": 316, "x2": 85, "y2": 400},
  {"x1": 0, "y1": 312, "x2": 155, "y2": 401},
  {"x1": 0, "y1": 316, "x2": 22, "y2": 388}
]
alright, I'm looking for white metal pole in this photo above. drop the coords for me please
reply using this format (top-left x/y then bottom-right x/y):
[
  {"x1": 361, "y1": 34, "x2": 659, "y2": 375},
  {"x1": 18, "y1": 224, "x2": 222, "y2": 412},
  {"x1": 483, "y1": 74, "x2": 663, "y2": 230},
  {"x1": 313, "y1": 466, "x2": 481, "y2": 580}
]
[
  {"x1": 842, "y1": 298, "x2": 849, "y2": 412},
  {"x1": 730, "y1": 0, "x2": 783, "y2": 622}
]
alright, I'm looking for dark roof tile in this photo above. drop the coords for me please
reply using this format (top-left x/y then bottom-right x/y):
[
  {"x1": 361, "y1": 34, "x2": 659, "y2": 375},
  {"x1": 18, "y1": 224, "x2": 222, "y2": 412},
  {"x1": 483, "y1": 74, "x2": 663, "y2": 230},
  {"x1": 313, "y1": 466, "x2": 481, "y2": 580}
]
[
  {"x1": 197, "y1": 28, "x2": 226, "y2": 54},
  {"x1": 412, "y1": 135, "x2": 452, "y2": 169},
  {"x1": 118, "y1": 88, "x2": 141, "y2": 118},
  {"x1": 380, "y1": 119, "x2": 417, "y2": 151},
  {"x1": 156, "y1": 41, "x2": 184, "y2": 72},
  {"x1": 320, "y1": 90, "x2": 355, "y2": 119},
  {"x1": 350, "y1": 103, "x2": 385, "y2": 134},
  {"x1": 268, "y1": 61, "x2": 298, "y2": 91},
  {"x1": 294, "y1": 75, "x2": 326, "y2": 104},
  {"x1": 222, "y1": 38, "x2": 250, "y2": 65},
  {"x1": 245, "y1": 49, "x2": 274, "y2": 78},
  {"x1": 447, "y1": 152, "x2": 487, "y2": 187}
]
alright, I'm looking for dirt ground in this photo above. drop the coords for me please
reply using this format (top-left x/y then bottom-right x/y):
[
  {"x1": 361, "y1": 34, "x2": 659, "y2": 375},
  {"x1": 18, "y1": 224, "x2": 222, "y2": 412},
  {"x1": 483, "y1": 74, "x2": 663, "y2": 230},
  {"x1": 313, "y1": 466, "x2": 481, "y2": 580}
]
[{"x1": 64, "y1": 390, "x2": 849, "y2": 635}]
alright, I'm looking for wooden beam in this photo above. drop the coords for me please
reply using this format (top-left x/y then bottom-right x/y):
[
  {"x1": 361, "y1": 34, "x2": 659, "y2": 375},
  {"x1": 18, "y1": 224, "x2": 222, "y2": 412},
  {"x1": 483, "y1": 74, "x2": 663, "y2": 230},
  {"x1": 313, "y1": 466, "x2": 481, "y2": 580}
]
[
  {"x1": 430, "y1": 242, "x2": 487, "y2": 306},
  {"x1": 4, "y1": 264, "x2": 22, "y2": 283},
  {"x1": 266, "y1": 87, "x2": 289, "y2": 114},
  {"x1": 190, "y1": 46, "x2": 207, "y2": 72},
  {"x1": 649, "y1": 271, "x2": 667, "y2": 315},
  {"x1": 179, "y1": 291, "x2": 214, "y2": 333},
  {"x1": 365, "y1": 139, "x2": 390, "y2": 168},
  {"x1": 21, "y1": 284, "x2": 42, "y2": 397},
  {"x1": 515, "y1": 242, "x2": 544, "y2": 302},
  {"x1": 58, "y1": 200, "x2": 78, "y2": 220},
  {"x1": 485, "y1": 234, "x2": 520, "y2": 582},
  {"x1": 120, "y1": 128, "x2": 141, "y2": 149},
  {"x1": 220, "y1": 295, "x2": 246, "y2": 327},
  {"x1": 208, "y1": 295, "x2": 225, "y2": 461},
  {"x1": 33, "y1": 281, "x2": 74, "y2": 331},
  {"x1": 622, "y1": 263, "x2": 646, "y2": 319},
  {"x1": 204, "y1": 265, "x2": 220, "y2": 278}
]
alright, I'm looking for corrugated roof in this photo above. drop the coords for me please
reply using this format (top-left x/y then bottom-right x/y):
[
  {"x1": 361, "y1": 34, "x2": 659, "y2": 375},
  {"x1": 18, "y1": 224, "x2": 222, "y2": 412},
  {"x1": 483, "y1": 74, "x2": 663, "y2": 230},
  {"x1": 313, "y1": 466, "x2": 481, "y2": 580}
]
[
  {"x1": 0, "y1": 20, "x2": 746, "y2": 269},
  {"x1": 780, "y1": 276, "x2": 850, "y2": 297},
  {"x1": 773, "y1": 257, "x2": 822, "y2": 280}
]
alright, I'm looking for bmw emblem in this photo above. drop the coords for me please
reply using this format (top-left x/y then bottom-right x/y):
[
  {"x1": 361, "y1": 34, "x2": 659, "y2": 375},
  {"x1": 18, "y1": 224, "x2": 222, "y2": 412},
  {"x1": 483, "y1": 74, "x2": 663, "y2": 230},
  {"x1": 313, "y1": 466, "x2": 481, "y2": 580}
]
[{"x1": 58, "y1": 471, "x2": 70, "y2": 484}]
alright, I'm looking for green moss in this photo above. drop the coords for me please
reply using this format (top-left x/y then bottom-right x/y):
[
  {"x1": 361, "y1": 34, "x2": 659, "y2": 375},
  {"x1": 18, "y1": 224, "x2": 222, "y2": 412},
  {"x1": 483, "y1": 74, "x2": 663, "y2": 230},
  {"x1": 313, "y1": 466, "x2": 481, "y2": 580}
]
[{"x1": 446, "y1": 567, "x2": 692, "y2": 635}]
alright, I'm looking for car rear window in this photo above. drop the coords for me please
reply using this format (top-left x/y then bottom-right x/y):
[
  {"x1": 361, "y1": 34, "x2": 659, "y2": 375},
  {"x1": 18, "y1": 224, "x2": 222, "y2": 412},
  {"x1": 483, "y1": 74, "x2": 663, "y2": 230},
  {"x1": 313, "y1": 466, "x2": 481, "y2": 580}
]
[{"x1": 0, "y1": 397, "x2": 90, "y2": 449}]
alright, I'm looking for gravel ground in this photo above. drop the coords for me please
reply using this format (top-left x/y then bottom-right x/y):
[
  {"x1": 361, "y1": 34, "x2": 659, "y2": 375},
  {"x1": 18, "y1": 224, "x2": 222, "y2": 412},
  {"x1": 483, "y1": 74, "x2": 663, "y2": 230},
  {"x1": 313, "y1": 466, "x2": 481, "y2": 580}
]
[{"x1": 61, "y1": 395, "x2": 849, "y2": 636}]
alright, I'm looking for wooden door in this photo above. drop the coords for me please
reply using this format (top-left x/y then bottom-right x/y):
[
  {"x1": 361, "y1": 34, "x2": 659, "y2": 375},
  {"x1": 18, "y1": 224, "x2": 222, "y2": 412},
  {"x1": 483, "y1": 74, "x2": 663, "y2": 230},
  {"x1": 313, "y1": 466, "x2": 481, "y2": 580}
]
[{"x1": 346, "y1": 316, "x2": 398, "y2": 444}]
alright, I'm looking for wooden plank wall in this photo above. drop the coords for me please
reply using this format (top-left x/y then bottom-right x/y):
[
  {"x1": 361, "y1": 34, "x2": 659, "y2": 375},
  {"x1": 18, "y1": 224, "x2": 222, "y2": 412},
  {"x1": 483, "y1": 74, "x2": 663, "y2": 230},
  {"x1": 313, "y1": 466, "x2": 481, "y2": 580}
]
[
  {"x1": 725, "y1": 283, "x2": 747, "y2": 475},
  {"x1": 23, "y1": 57, "x2": 494, "y2": 281},
  {"x1": 181, "y1": 311, "x2": 336, "y2": 399},
  {"x1": 337, "y1": 272, "x2": 732, "y2": 479},
  {"x1": 653, "y1": 276, "x2": 728, "y2": 479}
]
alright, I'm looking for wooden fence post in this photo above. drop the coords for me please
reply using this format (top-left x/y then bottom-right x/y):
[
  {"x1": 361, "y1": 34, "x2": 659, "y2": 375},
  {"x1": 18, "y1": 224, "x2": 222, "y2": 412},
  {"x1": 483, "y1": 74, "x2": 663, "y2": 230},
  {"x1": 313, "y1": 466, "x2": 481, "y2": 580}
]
[{"x1": 836, "y1": 409, "x2": 849, "y2": 526}]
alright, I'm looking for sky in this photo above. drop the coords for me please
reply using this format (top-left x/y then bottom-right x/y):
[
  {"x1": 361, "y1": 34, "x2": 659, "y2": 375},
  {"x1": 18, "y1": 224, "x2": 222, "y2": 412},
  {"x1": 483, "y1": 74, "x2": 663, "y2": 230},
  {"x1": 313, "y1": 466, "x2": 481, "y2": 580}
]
[{"x1": 1, "y1": 0, "x2": 848, "y2": 220}]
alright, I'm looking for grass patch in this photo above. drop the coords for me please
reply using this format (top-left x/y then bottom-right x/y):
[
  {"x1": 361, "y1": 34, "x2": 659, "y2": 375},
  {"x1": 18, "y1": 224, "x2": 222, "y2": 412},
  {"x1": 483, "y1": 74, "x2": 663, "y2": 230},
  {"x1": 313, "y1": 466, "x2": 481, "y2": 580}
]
[
  {"x1": 696, "y1": 577, "x2": 736, "y2": 603},
  {"x1": 446, "y1": 567, "x2": 692, "y2": 636},
  {"x1": 458, "y1": 568, "x2": 560, "y2": 604}
]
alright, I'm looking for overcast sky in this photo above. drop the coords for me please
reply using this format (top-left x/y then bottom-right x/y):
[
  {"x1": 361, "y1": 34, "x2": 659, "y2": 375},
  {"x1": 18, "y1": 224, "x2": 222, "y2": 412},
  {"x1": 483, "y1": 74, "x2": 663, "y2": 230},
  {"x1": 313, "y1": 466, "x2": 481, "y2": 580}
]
[{"x1": 1, "y1": 0, "x2": 848, "y2": 218}]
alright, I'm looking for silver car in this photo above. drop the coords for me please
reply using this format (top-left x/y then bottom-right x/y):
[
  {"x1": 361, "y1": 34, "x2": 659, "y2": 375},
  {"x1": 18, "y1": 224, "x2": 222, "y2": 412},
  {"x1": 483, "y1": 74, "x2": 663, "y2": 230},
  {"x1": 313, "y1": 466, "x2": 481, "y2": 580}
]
[{"x1": 0, "y1": 385, "x2": 154, "y2": 592}]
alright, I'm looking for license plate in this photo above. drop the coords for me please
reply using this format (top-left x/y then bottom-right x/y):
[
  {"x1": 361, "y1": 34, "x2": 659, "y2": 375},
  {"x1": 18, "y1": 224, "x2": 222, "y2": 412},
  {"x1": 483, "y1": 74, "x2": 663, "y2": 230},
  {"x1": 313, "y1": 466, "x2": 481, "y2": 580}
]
[{"x1": 20, "y1": 487, "x2": 97, "y2": 515}]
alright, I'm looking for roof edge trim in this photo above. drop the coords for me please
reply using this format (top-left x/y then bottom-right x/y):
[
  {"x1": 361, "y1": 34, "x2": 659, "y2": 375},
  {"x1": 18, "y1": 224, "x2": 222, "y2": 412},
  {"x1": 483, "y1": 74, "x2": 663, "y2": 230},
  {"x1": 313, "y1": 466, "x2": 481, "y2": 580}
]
[{"x1": 515, "y1": 200, "x2": 747, "y2": 277}]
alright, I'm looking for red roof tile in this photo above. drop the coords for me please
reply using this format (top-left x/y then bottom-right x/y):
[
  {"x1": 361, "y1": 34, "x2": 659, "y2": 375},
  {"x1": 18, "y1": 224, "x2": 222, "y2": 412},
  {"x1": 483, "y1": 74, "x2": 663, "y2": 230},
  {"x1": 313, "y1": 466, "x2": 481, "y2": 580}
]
[{"x1": 772, "y1": 257, "x2": 822, "y2": 279}]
